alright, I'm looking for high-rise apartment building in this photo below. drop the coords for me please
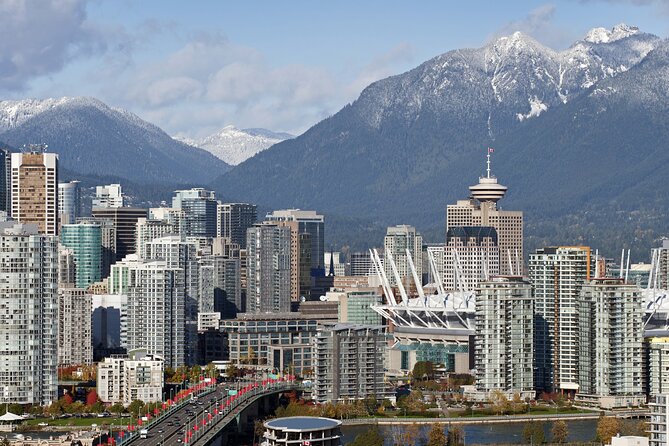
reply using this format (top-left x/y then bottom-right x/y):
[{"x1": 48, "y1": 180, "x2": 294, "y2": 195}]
[
  {"x1": 324, "y1": 252, "x2": 347, "y2": 276},
  {"x1": 122, "y1": 260, "x2": 185, "y2": 368},
  {"x1": 60, "y1": 220, "x2": 102, "y2": 289},
  {"x1": 0, "y1": 222, "x2": 58, "y2": 405},
  {"x1": 92, "y1": 207, "x2": 148, "y2": 261},
  {"x1": 649, "y1": 337, "x2": 669, "y2": 397},
  {"x1": 577, "y1": 278, "x2": 644, "y2": 406},
  {"x1": 442, "y1": 226, "x2": 500, "y2": 292},
  {"x1": 446, "y1": 155, "x2": 522, "y2": 276},
  {"x1": 0, "y1": 148, "x2": 11, "y2": 215},
  {"x1": 58, "y1": 247, "x2": 77, "y2": 286},
  {"x1": 383, "y1": 225, "x2": 422, "y2": 288},
  {"x1": 650, "y1": 394, "x2": 669, "y2": 446},
  {"x1": 266, "y1": 209, "x2": 325, "y2": 277},
  {"x1": 217, "y1": 203, "x2": 257, "y2": 248},
  {"x1": 11, "y1": 151, "x2": 58, "y2": 235},
  {"x1": 198, "y1": 255, "x2": 241, "y2": 318},
  {"x1": 144, "y1": 235, "x2": 199, "y2": 364},
  {"x1": 58, "y1": 181, "x2": 81, "y2": 225},
  {"x1": 58, "y1": 288, "x2": 93, "y2": 366},
  {"x1": 529, "y1": 246, "x2": 591, "y2": 393},
  {"x1": 475, "y1": 277, "x2": 534, "y2": 396},
  {"x1": 172, "y1": 188, "x2": 217, "y2": 237},
  {"x1": 246, "y1": 224, "x2": 291, "y2": 313},
  {"x1": 93, "y1": 184, "x2": 124, "y2": 208},
  {"x1": 313, "y1": 324, "x2": 388, "y2": 402},
  {"x1": 135, "y1": 218, "x2": 177, "y2": 259},
  {"x1": 349, "y1": 252, "x2": 373, "y2": 276}
]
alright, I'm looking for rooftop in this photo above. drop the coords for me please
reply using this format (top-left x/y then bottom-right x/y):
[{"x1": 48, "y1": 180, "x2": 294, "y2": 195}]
[{"x1": 264, "y1": 416, "x2": 341, "y2": 431}]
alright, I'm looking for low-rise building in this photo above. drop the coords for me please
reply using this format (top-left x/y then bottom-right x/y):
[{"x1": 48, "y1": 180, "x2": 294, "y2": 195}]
[
  {"x1": 97, "y1": 351, "x2": 164, "y2": 405},
  {"x1": 313, "y1": 324, "x2": 389, "y2": 403},
  {"x1": 263, "y1": 417, "x2": 341, "y2": 446},
  {"x1": 220, "y1": 313, "x2": 319, "y2": 375}
]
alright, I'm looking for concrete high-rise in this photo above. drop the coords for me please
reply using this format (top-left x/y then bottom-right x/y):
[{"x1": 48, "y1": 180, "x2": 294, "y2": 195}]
[
  {"x1": 198, "y1": 255, "x2": 241, "y2": 318},
  {"x1": 475, "y1": 277, "x2": 534, "y2": 397},
  {"x1": 0, "y1": 148, "x2": 10, "y2": 215},
  {"x1": 577, "y1": 278, "x2": 644, "y2": 407},
  {"x1": 217, "y1": 203, "x2": 257, "y2": 248},
  {"x1": 92, "y1": 207, "x2": 148, "y2": 261},
  {"x1": 443, "y1": 226, "x2": 500, "y2": 292},
  {"x1": 266, "y1": 209, "x2": 325, "y2": 277},
  {"x1": 529, "y1": 246, "x2": 591, "y2": 393},
  {"x1": 93, "y1": 184, "x2": 124, "y2": 208},
  {"x1": 135, "y1": 218, "x2": 177, "y2": 259},
  {"x1": 313, "y1": 324, "x2": 388, "y2": 402},
  {"x1": 60, "y1": 220, "x2": 102, "y2": 289},
  {"x1": 11, "y1": 151, "x2": 58, "y2": 235},
  {"x1": 58, "y1": 181, "x2": 81, "y2": 225},
  {"x1": 246, "y1": 224, "x2": 291, "y2": 313},
  {"x1": 383, "y1": 225, "x2": 422, "y2": 288},
  {"x1": 446, "y1": 154, "x2": 522, "y2": 276},
  {"x1": 121, "y1": 259, "x2": 185, "y2": 368},
  {"x1": 349, "y1": 252, "x2": 373, "y2": 276},
  {"x1": 0, "y1": 222, "x2": 58, "y2": 405},
  {"x1": 172, "y1": 188, "x2": 217, "y2": 237},
  {"x1": 144, "y1": 235, "x2": 200, "y2": 364},
  {"x1": 58, "y1": 288, "x2": 93, "y2": 366}
]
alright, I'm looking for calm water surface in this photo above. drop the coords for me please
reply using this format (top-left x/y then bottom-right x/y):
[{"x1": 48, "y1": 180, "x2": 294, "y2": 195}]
[{"x1": 341, "y1": 419, "x2": 598, "y2": 445}]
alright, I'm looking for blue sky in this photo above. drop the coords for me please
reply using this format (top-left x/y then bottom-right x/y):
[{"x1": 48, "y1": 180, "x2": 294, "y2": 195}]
[{"x1": 3, "y1": 0, "x2": 669, "y2": 136}]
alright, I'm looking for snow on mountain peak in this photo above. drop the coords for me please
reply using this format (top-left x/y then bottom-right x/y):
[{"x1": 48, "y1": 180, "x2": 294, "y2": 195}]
[
  {"x1": 175, "y1": 126, "x2": 293, "y2": 166},
  {"x1": 584, "y1": 23, "x2": 639, "y2": 44}
]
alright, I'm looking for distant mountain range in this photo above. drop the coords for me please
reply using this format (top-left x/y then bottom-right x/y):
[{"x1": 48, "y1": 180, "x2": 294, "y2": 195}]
[
  {"x1": 0, "y1": 97, "x2": 229, "y2": 185},
  {"x1": 212, "y1": 24, "x2": 669, "y2": 259},
  {"x1": 175, "y1": 126, "x2": 293, "y2": 165}
]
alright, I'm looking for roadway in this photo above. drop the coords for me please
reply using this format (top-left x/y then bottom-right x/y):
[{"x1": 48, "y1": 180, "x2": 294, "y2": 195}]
[{"x1": 121, "y1": 380, "x2": 294, "y2": 446}]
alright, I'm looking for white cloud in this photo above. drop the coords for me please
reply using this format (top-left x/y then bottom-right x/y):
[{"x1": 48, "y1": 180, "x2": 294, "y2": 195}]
[
  {"x1": 0, "y1": 0, "x2": 111, "y2": 91},
  {"x1": 491, "y1": 4, "x2": 579, "y2": 49}
]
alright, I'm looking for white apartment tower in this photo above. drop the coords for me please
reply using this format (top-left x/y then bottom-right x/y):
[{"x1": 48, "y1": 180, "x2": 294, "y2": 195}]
[
  {"x1": 11, "y1": 151, "x2": 58, "y2": 235},
  {"x1": 446, "y1": 153, "x2": 522, "y2": 276},
  {"x1": 58, "y1": 288, "x2": 93, "y2": 366},
  {"x1": 475, "y1": 277, "x2": 534, "y2": 396},
  {"x1": 0, "y1": 222, "x2": 58, "y2": 405},
  {"x1": 383, "y1": 225, "x2": 422, "y2": 288},
  {"x1": 135, "y1": 218, "x2": 177, "y2": 260},
  {"x1": 120, "y1": 259, "x2": 186, "y2": 368},
  {"x1": 246, "y1": 224, "x2": 291, "y2": 313},
  {"x1": 650, "y1": 394, "x2": 669, "y2": 446},
  {"x1": 529, "y1": 246, "x2": 591, "y2": 393},
  {"x1": 442, "y1": 226, "x2": 500, "y2": 292},
  {"x1": 577, "y1": 278, "x2": 643, "y2": 405},
  {"x1": 93, "y1": 184, "x2": 124, "y2": 208}
]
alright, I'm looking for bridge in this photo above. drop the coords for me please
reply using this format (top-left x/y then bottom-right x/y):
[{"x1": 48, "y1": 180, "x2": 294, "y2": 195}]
[{"x1": 116, "y1": 377, "x2": 297, "y2": 446}]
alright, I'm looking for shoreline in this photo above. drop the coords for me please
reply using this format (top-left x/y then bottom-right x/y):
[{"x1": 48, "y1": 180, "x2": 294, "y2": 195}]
[{"x1": 340, "y1": 412, "x2": 612, "y2": 426}]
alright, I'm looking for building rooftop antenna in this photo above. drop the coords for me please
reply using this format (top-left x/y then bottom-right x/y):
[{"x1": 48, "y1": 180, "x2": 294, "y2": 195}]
[{"x1": 21, "y1": 143, "x2": 48, "y2": 154}]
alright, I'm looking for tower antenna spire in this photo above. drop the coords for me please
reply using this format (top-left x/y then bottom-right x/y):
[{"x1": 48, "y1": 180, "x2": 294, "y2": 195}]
[{"x1": 486, "y1": 147, "x2": 494, "y2": 178}]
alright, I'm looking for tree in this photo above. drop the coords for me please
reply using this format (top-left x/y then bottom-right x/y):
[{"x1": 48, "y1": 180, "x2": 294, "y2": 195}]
[
  {"x1": 86, "y1": 389, "x2": 99, "y2": 407},
  {"x1": 489, "y1": 389, "x2": 510, "y2": 415},
  {"x1": 523, "y1": 421, "x2": 545, "y2": 444},
  {"x1": 225, "y1": 364, "x2": 239, "y2": 380},
  {"x1": 392, "y1": 424, "x2": 422, "y2": 446},
  {"x1": 597, "y1": 416, "x2": 621, "y2": 444},
  {"x1": 128, "y1": 400, "x2": 145, "y2": 418},
  {"x1": 109, "y1": 403, "x2": 125, "y2": 417},
  {"x1": 447, "y1": 424, "x2": 464, "y2": 446},
  {"x1": 1, "y1": 436, "x2": 10, "y2": 446},
  {"x1": 412, "y1": 361, "x2": 435, "y2": 381},
  {"x1": 349, "y1": 425, "x2": 383, "y2": 446},
  {"x1": 552, "y1": 420, "x2": 568, "y2": 443},
  {"x1": 427, "y1": 423, "x2": 447, "y2": 446}
]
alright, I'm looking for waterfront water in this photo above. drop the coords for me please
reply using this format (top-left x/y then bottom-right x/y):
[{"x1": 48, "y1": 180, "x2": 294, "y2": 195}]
[{"x1": 341, "y1": 419, "x2": 598, "y2": 445}]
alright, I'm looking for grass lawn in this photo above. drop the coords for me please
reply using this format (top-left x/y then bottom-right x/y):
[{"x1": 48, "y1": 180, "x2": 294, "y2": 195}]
[{"x1": 24, "y1": 417, "x2": 131, "y2": 427}]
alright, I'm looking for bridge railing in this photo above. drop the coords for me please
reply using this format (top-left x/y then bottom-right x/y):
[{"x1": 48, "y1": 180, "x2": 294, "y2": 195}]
[
  {"x1": 115, "y1": 379, "x2": 218, "y2": 446},
  {"x1": 184, "y1": 378, "x2": 298, "y2": 446}
]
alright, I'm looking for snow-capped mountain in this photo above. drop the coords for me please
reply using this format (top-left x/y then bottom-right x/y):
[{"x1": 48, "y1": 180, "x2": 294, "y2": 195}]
[
  {"x1": 213, "y1": 24, "x2": 669, "y2": 257},
  {"x1": 176, "y1": 126, "x2": 293, "y2": 165},
  {"x1": 0, "y1": 96, "x2": 229, "y2": 184}
]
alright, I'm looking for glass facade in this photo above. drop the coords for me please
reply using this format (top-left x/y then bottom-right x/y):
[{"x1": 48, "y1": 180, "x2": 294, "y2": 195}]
[{"x1": 60, "y1": 221, "x2": 102, "y2": 288}]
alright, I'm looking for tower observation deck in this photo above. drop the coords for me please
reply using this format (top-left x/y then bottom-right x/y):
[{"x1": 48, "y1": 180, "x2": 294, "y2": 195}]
[{"x1": 468, "y1": 151, "x2": 507, "y2": 204}]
